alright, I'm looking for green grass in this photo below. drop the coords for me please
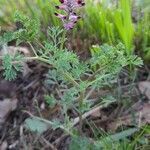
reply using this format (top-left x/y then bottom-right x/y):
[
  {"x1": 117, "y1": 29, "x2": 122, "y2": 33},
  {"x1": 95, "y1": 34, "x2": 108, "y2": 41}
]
[
  {"x1": 84, "y1": 121, "x2": 150, "y2": 150},
  {"x1": 136, "y1": 1, "x2": 150, "y2": 61},
  {"x1": 0, "y1": 0, "x2": 60, "y2": 28},
  {"x1": 0, "y1": 0, "x2": 149, "y2": 59},
  {"x1": 82, "y1": 0, "x2": 134, "y2": 55}
]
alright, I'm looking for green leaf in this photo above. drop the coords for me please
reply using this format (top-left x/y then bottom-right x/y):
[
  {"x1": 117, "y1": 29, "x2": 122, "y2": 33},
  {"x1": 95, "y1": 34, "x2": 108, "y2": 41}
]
[
  {"x1": 90, "y1": 43, "x2": 143, "y2": 76},
  {"x1": 96, "y1": 128, "x2": 139, "y2": 148},
  {"x1": 25, "y1": 118, "x2": 49, "y2": 134},
  {"x1": 44, "y1": 95, "x2": 56, "y2": 107},
  {"x1": 13, "y1": 11, "x2": 40, "y2": 44},
  {"x1": 2, "y1": 53, "x2": 23, "y2": 81},
  {"x1": 127, "y1": 55, "x2": 143, "y2": 66},
  {"x1": 70, "y1": 136, "x2": 98, "y2": 150}
]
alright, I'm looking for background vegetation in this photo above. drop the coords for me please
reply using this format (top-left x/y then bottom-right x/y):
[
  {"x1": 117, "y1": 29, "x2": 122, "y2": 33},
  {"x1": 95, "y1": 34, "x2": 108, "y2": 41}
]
[
  {"x1": 0, "y1": 0, "x2": 149, "y2": 149},
  {"x1": 0, "y1": 0, "x2": 149, "y2": 60}
]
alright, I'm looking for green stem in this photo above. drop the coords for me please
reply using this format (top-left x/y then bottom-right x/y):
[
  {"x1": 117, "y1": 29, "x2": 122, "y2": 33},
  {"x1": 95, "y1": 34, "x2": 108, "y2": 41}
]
[
  {"x1": 78, "y1": 90, "x2": 85, "y2": 136},
  {"x1": 62, "y1": 71, "x2": 79, "y2": 87},
  {"x1": 60, "y1": 30, "x2": 67, "y2": 50},
  {"x1": 28, "y1": 42, "x2": 38, "y2": 57}
]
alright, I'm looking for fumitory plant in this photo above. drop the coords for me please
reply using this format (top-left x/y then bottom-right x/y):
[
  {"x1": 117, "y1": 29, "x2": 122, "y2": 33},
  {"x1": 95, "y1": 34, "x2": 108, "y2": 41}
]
[
  {"x1": 55, "y1": 0, "x2": 85, "y2": 30},
  {"x1": 0, "y1": 3, "x2": 143, "y2": 141}
]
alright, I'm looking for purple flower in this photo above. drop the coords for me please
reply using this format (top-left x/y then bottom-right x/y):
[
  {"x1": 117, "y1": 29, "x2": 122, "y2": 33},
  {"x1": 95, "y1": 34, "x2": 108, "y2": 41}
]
[
  {"x1": 64, "y1": 22, "x2": 75, "y2": 30},
  {"x1": 69, "y1": 12, "x2": 81, "y2": 22},
  {"x1": 55, "y1": 0, "x2": 85, "y2": 30},
  {"x1": 54, "y1": 13, "x2": 67, "y2": 20},
  {"x1": 57, "y1": 0, "x2": 85, "y2": 11}
]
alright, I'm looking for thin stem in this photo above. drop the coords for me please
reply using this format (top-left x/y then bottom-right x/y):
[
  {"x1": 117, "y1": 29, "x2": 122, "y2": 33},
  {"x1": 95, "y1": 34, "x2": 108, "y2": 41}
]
[
  {"x1": 72, "y1": 100, "x2": 114, "y2": 127},
  {"x1": 62, "y1": 71, "x2": 79, "y2": 87},
  {"x1": 0, "y1": 56, "x2": 38, "y2": 65},
  {"x1": 24, "y1": 56, "x2": 38, "y2": 60},
  {"x1": 87, "y1": 65, "x2": 107, "y2": 81},
  {"x1": 85, "y1": 86, "x2": 96, "y2": 100},
  {"x1": 35, "y1": 39, "x2": 46, "y2": 50},
  {"x1": 36, "y1": 57, "x2": 51, "y2": 64},
  {"x1": 78, "y1": 90, "x2": 85, "y2": 136},
  {"x1": 88, "y1": 74, "x2": 111, "y2": 87},
  {"x1": 28, "y1": 42, "x2": 38, "y2": 57}
]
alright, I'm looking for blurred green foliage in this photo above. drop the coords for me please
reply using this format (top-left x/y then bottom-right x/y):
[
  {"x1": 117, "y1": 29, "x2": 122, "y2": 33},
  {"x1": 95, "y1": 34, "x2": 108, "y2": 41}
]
[
  {"x1": 0, "y1": 0, "x2": 59, "y2": 28},
  {"x1": 83, "y1": 0, "x2": 134, "y2": 55},
  {"x1": 0, "y1": 0, "x2": 149, "y2": 60}
]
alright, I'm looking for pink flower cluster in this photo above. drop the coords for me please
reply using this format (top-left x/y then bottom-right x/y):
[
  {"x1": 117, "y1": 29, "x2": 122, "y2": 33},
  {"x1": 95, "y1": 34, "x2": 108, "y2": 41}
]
[{"x1": 55, "y1": 0, "x2": 85, "y2": 30}]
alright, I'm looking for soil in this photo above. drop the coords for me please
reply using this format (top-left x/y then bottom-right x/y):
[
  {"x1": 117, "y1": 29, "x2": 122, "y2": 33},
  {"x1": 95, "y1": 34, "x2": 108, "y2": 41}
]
[{"x1": 0, "y1": 45, "x2": 150, "y2": 150}]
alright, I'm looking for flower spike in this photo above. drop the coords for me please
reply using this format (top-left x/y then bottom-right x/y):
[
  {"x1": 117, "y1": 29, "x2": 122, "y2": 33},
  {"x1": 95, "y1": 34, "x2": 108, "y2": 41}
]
[{"x1": 55, "y1": 0, "x2": 85, "y2": 30}]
